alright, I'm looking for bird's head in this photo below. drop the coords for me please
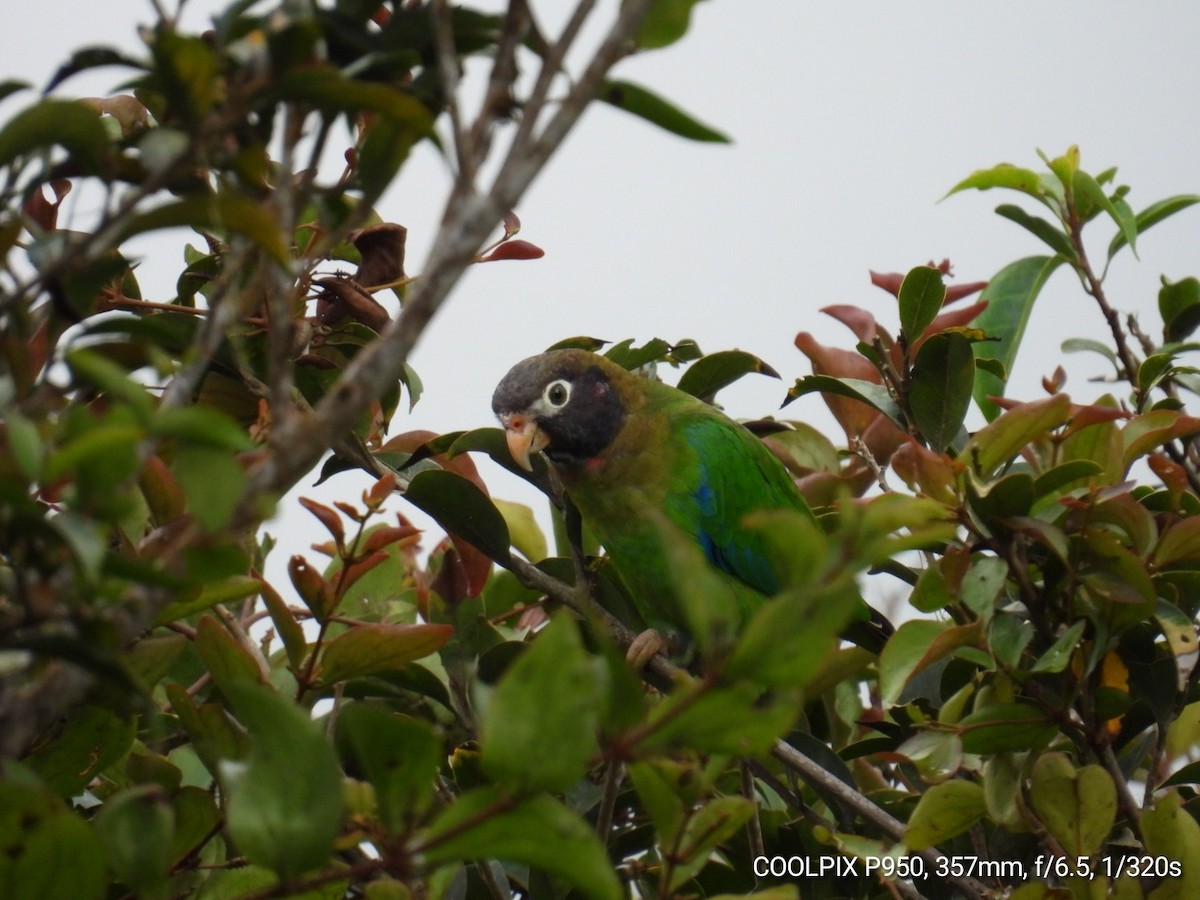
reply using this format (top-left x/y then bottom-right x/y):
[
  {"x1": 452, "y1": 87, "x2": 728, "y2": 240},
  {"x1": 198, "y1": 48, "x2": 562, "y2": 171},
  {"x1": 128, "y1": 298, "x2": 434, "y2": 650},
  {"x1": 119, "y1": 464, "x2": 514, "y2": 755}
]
[{"x1": 491, "y1": 350, "x2": 627, "y2": 471}]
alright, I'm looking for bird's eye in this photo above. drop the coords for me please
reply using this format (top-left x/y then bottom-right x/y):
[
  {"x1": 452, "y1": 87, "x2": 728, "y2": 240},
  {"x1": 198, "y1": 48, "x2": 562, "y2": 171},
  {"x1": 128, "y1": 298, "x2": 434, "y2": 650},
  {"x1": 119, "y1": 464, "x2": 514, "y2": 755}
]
[{"x1": 544, "y1": 379, "x2": 571, "y2": 408}]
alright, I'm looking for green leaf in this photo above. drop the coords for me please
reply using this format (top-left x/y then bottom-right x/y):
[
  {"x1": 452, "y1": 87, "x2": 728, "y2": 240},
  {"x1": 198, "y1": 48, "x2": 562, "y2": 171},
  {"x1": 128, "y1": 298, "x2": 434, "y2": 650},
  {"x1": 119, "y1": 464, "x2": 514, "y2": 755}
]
[
  {"x1": 25, "y1": 704, "x2": 135, "y2": 797},
  {"x1": 600, "y1": 79, "x2": 730, "y2": 143},
  {"x1": 403, "y1": 469, "x2": 512, "y2": 563},
  {"x1": 480, "y1": 615, "x2": 604, "y2": 792},
  {"x1": 989, "y1": 613, "x2": 1034, "y2": 669},
  {"x1": 627, "y1": 761, "x2": 687, "y2": 844},
  {"x1": 944, "y1": 163, "x2": 1050, "y2": 203},
  {"x1": 994, "y1": 204, "x2": 1076, "y2": 259},
  {"x1": 492, "y1": 498, "x2": 547, "y2": 562},
  {"x1": 1032, "y1": 459, "x2": 1103, "y2": 500},
  {"x1": 155, "y1": 574, "x2": 261, "y2": 625},
  {"x1": 635, "y1": 0, "x2": 706, "y2": 49},
  {"x1": 317, "y1": 623, "x2": 452, "y2": 684},
  {"x1": 258, "y1": 579, "x2": 307, "y2": 669},
  {"x1": 0, "y1": 98, "x2": 110, "y2": 174},
  {"x1": 909, "y1": 561, "x2": 951, "y2": 613},
  {"x1": 94, "y1": 784, "x2": 174, "y2": 894},
  {"x1": 895, "y1": 730, "x2": 964, "y2": 782},
  {"x1": 667, "y1": 796, "x2": 756, "y2": 892},
  {"x1": 1030, "y1": 621, "x2": 1086, "y2": 673},
  {"x1": 1108, "y1": 194, "x2": 1200, "y2": 261},
  {"x1": 64, "y1": 348, "x2": 155, "y2": 422},
  {"x1": 783, "y1": 374, "x2": 905, "y2": 427},
  {"x1": 1062, "y1": 337, "x2": 1119, "y2": 368},
  {"x1": 42, "y1": 422, "x2": 144, "y2": 485},
  {"x1": 1155, "y1": 518, "x2": 1200, "y2": 567},
  {"x1": 971, "y1": 255, "x2": 1064, "y2": 419},
  {"x1": 153, "y1": 406, "x2": 253, "y2": 451},
  {"x1": 421, "y1": 786, "x2": 621, "y2": 900},
  {"x1": 897, "y1": 265, "x2": 946, "y2": 338},
  {"x1": 116, "y1": 193, "x2": 290, "y2": 264},
  {"x1": 1075, "y1": 169, "x2": 1137, "y2": 253},
  {"x1": 1029, "y1": 753, "x2": 1116, "y2": 857},
  {"x1": 763, "y1": 421, "x2": 839, "y2": 474},
  {"x1": 676, "y1": 349, "x2": 779, "y2": 400},
  {"x1": 223, "y1": 682, "x2": 343, "y2": 880},
  {"x1": 167, "y1": 685, "x2": 250, "y2": 776},
  {"x1": 963, "y1": 393, "x2": 1071, "y2": 476},
  {"x1": 639, "y1": 681, "x2": 800, "y2": 756},
  {"x1": 0, "y1": 80, "x2": 28, "y2": 104},
  {"x1": 651, "y1": 513, "x2": 741, "y2": 658},
  {"x1": 269, "y1": 66, "x2": 434, "y2": 124},
  {"x1": 168, "y1": 787, "x2": 220, "y2": 868},
  {"x1": 4, "y1": 411, "x2": 43, "y2": 481},
  {"x1": 960, "y1": 555, "x2": 1009, "y2": 620},
  {"x1": 725, "y1": 580, "x2": 859, "y2": 687},
  {"x1": 194, "y1": 615, "x2": 263, "y2": 694},
  {"x1": 1159, "y1": 276, "x2": 1200, "y2": 343},
  {"x1": 1142, "y1": 791, "x2": 1200, "y2": 899},
  {"x1": 909, "y1": 332, "x2": 974, "y2": 450},
  {"x1": 878, "y1": 620, "x2": 950, "y2": 706},
  {"x1": 0, "y1": 781, "x2": 106, "y2": 900},
  {"x1": 603, "y1": 337, "x2": 674, "y2": 369},
  {"x1": 958, "y1": 702, "x2": 1056, "y2": 754},
  {"x1": 358, "y1": 112, "x2": 426, "y2": 197},
  {"x1": 147, "y1": 30, "x2": 221, "y2": 124},
  {"x1": 904, "y1": 780, "x2": 986, "y2": 850},
  {"x1": 338, "y1": 705, "x2": 441, "y2": 834},
  {"x1": 171, "y1": 443, "x2": 246, "y2": 532},
  {"x1": 125, "y1": 634, "x2": 188, "y2": 690}
]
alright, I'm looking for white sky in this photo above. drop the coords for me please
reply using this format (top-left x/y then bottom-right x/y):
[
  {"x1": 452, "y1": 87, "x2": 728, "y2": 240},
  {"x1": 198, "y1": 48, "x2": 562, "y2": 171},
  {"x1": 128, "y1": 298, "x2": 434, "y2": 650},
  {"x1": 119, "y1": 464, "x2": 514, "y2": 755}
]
[{"x1": 9, "y1": 1, "x2": 1200, "y2": 594}]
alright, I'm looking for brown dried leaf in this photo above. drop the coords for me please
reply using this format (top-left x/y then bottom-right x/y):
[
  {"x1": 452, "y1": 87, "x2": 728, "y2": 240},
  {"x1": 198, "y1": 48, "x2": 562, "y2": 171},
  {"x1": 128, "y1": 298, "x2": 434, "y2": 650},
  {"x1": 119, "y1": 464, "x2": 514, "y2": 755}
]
[
  {"x1": 314, "y1": 275, "x2": 390, "y2": 332},
  {"x1": 352, "y1": 223, "x2": 407, "y2": 289}
]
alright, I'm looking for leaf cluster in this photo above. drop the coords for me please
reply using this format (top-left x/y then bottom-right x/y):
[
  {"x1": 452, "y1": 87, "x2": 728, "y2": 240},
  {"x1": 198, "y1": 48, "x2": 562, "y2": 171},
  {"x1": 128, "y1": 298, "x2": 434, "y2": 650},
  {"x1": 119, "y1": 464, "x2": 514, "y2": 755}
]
[{"x1": 5, "y1": 0, "x2": 1200, "y2": 897}]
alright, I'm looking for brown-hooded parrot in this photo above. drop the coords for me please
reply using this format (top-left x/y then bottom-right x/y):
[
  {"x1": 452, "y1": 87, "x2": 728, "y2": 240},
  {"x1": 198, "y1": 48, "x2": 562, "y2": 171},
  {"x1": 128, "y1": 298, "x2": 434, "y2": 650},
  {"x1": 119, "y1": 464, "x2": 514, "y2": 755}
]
[{"x1": 491, "y1": 349, "x2": 888, "y2": 654}]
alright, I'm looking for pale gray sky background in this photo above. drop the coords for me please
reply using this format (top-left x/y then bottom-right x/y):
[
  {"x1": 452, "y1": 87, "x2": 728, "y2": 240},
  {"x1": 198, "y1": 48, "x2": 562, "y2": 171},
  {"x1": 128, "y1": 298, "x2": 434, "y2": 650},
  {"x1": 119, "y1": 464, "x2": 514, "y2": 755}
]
[{"x1": 9, "y1": 2, "x2": 1200, "y2": 590}]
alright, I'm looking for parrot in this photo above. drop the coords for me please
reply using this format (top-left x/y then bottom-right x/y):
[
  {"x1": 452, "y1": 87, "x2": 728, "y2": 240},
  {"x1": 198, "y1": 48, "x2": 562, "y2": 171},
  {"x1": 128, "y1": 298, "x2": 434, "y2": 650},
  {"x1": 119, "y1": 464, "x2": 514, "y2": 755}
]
[{"x1": 491, "y1": 348, "x2": 889, "y2": 656}]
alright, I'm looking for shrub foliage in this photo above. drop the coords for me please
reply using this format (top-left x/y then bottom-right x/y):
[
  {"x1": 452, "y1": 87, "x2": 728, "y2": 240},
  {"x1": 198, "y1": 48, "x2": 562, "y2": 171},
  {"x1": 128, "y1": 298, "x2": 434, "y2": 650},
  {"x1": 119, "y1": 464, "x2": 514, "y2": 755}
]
[{"x1": 2, "y1": 2, "x2": 1200, "y2": 899}]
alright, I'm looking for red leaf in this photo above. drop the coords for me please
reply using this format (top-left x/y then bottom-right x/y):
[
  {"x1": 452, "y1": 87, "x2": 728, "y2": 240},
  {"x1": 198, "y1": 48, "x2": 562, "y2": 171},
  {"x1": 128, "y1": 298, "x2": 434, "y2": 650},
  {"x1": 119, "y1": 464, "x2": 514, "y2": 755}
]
[
  {"x1": 944, "y1": 280, "x2": 988, "y2": 305},
  {"x1": 925, "y1": 299, "x2": 989, "y2": 335},
  {"x1": 361, "y1": 523, "x2": 421, "y2": 555},
  {"x1": 477, "y1": 239, "x2": 545, "y2": 262},
  {"x1": 869, "y1": 270, "x2": 904, "y2": 297},
  {"x1": 299, "y1": 496, "x2": 345, "y2": 549},
  {"x1": 795, "y1": 332, "x2": 885, "y2": 439},
  {"x1": 22, "y1": 179, "x2": 72, "y2": 232},
  {"x1": 822, "y1": 304, "x2": 879, "y2": 343}
]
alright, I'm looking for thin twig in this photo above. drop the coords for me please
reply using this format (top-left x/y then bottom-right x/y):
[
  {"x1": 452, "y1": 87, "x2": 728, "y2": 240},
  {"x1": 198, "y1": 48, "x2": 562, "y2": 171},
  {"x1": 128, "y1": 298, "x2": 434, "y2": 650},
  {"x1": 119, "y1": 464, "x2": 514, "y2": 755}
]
[{"x1": 595, "y1": 758, "x2": 624, "y2": 843}]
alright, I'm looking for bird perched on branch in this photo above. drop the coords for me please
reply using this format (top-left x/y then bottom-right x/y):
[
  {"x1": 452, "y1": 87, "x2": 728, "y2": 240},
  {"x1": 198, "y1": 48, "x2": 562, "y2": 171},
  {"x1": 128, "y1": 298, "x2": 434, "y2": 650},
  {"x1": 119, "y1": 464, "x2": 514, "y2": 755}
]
[{"x1": 492, "y1": 348, "x2": 889, "y2": 659}]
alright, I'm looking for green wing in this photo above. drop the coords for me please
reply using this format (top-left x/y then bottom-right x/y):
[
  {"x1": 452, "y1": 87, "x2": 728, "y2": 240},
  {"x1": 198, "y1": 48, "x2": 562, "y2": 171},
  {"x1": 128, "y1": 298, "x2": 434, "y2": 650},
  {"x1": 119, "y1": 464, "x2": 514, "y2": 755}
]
[{"x1": 666, "y1": 412, "x2": 814, "y2": 596}]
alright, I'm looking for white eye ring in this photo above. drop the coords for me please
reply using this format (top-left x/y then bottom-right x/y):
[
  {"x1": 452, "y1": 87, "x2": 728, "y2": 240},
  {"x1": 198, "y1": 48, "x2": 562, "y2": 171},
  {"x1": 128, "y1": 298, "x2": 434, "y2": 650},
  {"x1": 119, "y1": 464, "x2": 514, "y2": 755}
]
[{"x1": 543, "y1": 379, "x2": 571, "y2": 408}]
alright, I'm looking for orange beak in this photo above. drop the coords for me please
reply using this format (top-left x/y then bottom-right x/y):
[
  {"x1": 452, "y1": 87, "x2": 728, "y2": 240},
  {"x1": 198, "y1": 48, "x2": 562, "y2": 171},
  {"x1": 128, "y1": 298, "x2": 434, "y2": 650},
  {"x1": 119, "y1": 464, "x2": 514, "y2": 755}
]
[{"x1": 501, "y1": 413, "x2": 550, "y2": 471}]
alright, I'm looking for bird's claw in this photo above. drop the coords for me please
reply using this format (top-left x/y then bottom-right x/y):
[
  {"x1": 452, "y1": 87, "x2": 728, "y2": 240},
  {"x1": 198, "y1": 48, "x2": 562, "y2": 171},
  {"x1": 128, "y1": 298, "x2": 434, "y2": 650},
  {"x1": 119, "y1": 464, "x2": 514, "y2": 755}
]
[{"x1": 626, "y1": 629, "x2": 669, "y2": 670}]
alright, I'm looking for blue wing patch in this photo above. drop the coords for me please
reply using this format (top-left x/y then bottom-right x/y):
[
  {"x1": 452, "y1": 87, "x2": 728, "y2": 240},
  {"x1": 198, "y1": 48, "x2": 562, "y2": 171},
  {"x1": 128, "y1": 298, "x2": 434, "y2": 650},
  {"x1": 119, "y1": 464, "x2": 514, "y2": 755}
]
[{"x1": 682, "y1": 425, "x2": 784, "y2": 596}]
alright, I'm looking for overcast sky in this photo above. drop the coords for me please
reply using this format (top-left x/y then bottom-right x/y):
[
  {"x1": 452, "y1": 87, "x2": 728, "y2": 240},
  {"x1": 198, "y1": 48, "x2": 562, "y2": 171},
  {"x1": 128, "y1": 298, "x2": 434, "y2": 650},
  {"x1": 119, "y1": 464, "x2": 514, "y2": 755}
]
[{"x1": 9, "y1": 2, "x2": 1200, "y2": 592}]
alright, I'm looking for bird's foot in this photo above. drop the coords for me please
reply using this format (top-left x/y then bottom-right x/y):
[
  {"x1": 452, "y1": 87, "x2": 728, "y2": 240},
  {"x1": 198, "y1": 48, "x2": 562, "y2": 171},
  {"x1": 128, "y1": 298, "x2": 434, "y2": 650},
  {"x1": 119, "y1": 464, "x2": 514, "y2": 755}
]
[{"x1": 626, "y1": 629, "x2": 670, "y2": 670}]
